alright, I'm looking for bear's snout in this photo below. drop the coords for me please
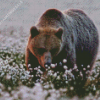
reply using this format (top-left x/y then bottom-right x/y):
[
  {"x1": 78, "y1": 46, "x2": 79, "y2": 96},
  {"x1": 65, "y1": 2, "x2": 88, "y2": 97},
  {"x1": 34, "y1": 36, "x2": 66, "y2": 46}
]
[
  {"x1": 44, "y1": 52, "x2": 52, "y2": 67},
  {"x1": 39, "y1": 52, "x2": 51, "y2": 68},
  {"x1": 44, "y1": 56, "x2": 51, "y2": 66}
]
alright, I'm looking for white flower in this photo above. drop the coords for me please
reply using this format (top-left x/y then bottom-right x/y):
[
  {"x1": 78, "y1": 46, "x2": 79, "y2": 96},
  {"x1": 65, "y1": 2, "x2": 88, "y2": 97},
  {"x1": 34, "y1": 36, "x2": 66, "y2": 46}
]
[
  {"x1": 81, "y1": 64, "x2": 83, "y2": 67},
  {"x1": 50, "y1": 84, "x2": 54, "y2": 88},
  {"x1": 53, "y1": 73, "x2": 57, "y2": 77},
  {"x1": 91, "y1": 69, "x2": 96, "y2": 74},
  {"x1": 8, "y1": 87, "x2": 11, "y2": 91},
  {"x1": 4, "y1": 60, "x2": 8, "y2": 64},
  {"x1": 26, "y1": 71, "x2": 30, "y2": 74},
  {"x1": 38, "y1": 66, "x2": 41, "y2": 69},
  {"x1": 0, "y1": 83, "x2": 5, "y2": 90},
  {"x1": 60, "y1": 88, "x2": 67, "y2": 92},
  {"x1": 70, "y1": 86, "x2": 74, "y2": 90},
  {"x1": 73, "y1": 64, "x2": 77, "y2": 69},
  {"x1": 29, "y1": 68, "x2": 33, "y2": 71},
  {"x1": 4, "y1": 92, "x2": 10, "y2": 97},
  {"x1": 96, "y1": 90, "x2": 99, "y2": 95},
  {"x1": 6, "y1": 74, "x2": 11, "y2": 80},
  {"x1": 37, "y1": 69, "x2": 41, "y2": 72},
  {"x1": 40, "y1": 71, "x2": 43, "y2": 75},
  {"x1": 65, "y1": 70, "x2": 68, "y2": 74},
  {"x1": 93, "y1": 85, "x2": 96, "y2": 91},
  {"x1": 63, "y1": 74, "x2": 67, "y2": 80},
  {"x1": 34, "y1": 67, "x2": 38, "y2": 70},
  {"x1": 83, "y1": 68, "x2": 86, "y2": 71},
  {"x1": 44, "y1": 85, "x2": 49, "y2": 89},
  {"x1": 80, "y1": 72, "x2": 83, "y2": 77},
  {"x1": 57, "y1": 76, "x2": 60, "y2": 80},
  {"x1": 28, "y1": 64, "x2": 31, "y2": 68},
  {"x1": 0, "y1": 72, "x2": 5, "y2": 77},
  {"x1": 35, "y1": 83, "x2": 41, "y2": 87},
  {"x1": 63, "y1": 65, "x2": 68, "y2": 70},
  {"x1": 51, "y1": 64, "x2": 56, "y2": 68},
  {"x1": 87, "y1": 65, "x2": 90, "y2": 68},
  {"x1": 0, "y1": 89, "x2": 2, "y2": 93},
  {"x1": 63, "y1": 59, "x2": 67, "y2": 63},
  {"x1": 20, "y1": 64, "x2": 23, "y2": 69}
]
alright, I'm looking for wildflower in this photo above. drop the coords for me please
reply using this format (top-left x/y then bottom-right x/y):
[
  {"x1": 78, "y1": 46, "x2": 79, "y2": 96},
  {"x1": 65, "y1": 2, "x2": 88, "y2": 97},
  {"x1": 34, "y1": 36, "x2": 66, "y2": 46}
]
[
  {"x1": 45, "y1": 64, "x2": 48, "y2": 68},
  {"x1": 63, "y1": 59, "x2": 67, "y2": 63},
  {"x1": 44, "y1": 85, "x2": 49, "y2": 89},
  {"x1": 4, "y1": 60, "x2": 8, "y2": 64},
  {"x1": 28, "y1": 64, "x2": 31, "y2": 68},
  {"x1": 81, "y1": 64, "x2": 83, "y2": 67},
  {"x1": 8, "y1": 87, "x2": 11, "y2": 91},
  {"x1": 51, "y1": 64, "x2": 56, "y2": 68},
  {"x1": 63, "y1": 74, "x2": 67, "y2": 80},
  {"x1": 83, "y1": 68, "x2": 86, "y2": 71},
  {"x1": 34, "y1": 67, "x2": 38, "y2": 70},
  {"x1": 53, "y1": 72, "x2": 57, "y2": 77},
  {"x1": 37, "y1": 69, "x2": 41, "y2": 72},
  {"x1": 65, "y1": 70, "x2": 68, "y2": 74},
  {"x1": 40, "y1": 71, "x2": 43, "y2": 75},
  {"x1": 40, "y1": 80, "x2": 43, "y2": 84},
  {"x1": 48, "y1": 70, "x2": 53, "y2": 75},
  {"x1": 57, "y1": 76, "x2": 60, "y2": 80},
  {"x1": 76, "y1": 69, "x2": 79, "y2": 72},
  {"x1": 97, "y1": 69, "x2": 100, "y2": 73},
  {"x1": 29, "y1": 68, "x2": 33, "y2": 71},
  {"x1": 80, "y1": 73, "x2": 83, "y2": 77},
  {"x1": 38, "y1": 66, "x2": 41, "y2": 69},
  {"x1": 0, "y1": 72, "x2": 5, "y2": 77},
  {"x1": 59, "y1": 62, "x2": 62, "y2": 66},
  {"x1": 87, "y1": 65, "x2": 90, "y2": 68},
  {"x1": 60, "y1": 88, "x2": 67, "y2": 92},
  {"x1": 93, "y1": 85, "x2": 96, "y2": 91},
  {"x1": 63, "y1": 65, "x2": 68, "y2": 70},
  {"x1": 70, "y1": 86, "x2": 74, "y2": 90},
  {"x1": 6, "y1": 74, "x2": 11, "y2": 80},
  {"x1": 35, "y1": 83, "x2": 41, "y2": 87},
  {"x1": 96, "y1": 90, "x2": 99, "y2": 95},
  {"x1": 91, "y1": 69, "x2": 96, "y2": 74},
  {"x1": 0, "y1": 83, "x2": 5, "y2": 90},
  {"x1": 50, "y1": 84, "x2": 54, "y2": 88},
  {"x1": 47, "y1": 67, "x2": 51, "y2": 70},
  {"x1": 86, "y1": 70, "x2": 90, "y2": 74},
  {"x1": 0, "y1": 89, "x2": 2, "y2": 93},
  {"x1": 73, "y1": 64, "x2": 77, "y2": 69}
]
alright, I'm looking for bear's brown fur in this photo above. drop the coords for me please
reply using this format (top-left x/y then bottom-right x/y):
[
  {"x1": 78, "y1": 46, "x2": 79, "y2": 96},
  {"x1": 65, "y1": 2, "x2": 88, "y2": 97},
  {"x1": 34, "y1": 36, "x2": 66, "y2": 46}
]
[{"x1": 25, "y1": 9, "x2": 99, "y2": 81}]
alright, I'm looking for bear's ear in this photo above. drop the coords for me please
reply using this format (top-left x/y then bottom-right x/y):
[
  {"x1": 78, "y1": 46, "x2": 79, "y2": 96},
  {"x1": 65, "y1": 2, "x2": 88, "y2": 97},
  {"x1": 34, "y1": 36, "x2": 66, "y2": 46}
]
[
  {"x1": 55, "y1": 28, "x2": 63, "y2": 39},
  {"x1": 30, "y1": 26, "x2": 39, "y2": 38}
]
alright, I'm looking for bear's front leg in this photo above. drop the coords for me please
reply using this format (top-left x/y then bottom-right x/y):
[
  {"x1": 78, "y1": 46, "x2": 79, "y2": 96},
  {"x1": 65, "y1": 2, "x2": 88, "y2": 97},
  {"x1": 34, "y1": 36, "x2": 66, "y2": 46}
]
[
  {"x1": 25, "y1": 47, "x2": 40, "y2": 70},
  {"x1": 66, "y1": 46, "x2": 76, "y2": 69},
  {"x1": 25, "y1": 47, "x2": 42, "y2": 82}
]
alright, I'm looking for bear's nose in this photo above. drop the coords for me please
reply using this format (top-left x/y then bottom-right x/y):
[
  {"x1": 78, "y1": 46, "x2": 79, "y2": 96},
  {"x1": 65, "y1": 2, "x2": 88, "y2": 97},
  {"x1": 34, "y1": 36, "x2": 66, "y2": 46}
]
[
  {"x1": 44, "y1": 57, "x2": 51, "y2": 68},
  {"x1": 43, "y1": 52, "x2": 51, "y2": 68}
]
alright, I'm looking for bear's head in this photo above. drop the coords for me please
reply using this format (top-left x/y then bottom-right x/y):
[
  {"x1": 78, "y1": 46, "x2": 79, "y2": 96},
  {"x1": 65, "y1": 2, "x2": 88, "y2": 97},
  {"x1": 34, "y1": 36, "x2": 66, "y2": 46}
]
[{"x1": 28, "y1": 26, "x2": 63, "y2": 68}]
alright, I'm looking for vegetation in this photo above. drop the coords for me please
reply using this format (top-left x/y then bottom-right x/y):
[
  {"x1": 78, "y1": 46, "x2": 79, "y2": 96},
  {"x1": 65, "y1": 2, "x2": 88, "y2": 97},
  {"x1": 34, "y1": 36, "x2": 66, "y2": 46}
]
[{"x1": 0, "y1": 48, "x2": 100, "y2": 100}]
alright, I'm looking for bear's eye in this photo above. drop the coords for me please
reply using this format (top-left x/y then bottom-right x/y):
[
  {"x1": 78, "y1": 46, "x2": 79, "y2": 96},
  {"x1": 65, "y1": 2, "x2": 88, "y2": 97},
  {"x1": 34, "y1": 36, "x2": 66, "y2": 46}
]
[
  {"x1": 38, "y1": 48, "x2": 46, "y2": 55},
  {"x1": 50, "y1": 48, "x2": 57, "y2": 55}
]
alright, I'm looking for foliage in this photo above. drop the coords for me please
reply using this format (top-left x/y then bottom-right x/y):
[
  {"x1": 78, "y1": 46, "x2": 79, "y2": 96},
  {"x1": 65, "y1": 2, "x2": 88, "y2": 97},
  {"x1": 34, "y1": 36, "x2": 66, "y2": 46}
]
[{"x1": 0, "y1": 48, "x2": 100, "y2": 99}]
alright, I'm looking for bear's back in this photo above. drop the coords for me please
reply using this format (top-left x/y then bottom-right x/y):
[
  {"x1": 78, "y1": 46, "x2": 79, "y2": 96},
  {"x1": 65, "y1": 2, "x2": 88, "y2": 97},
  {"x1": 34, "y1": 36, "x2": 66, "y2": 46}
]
[
  {"x1": 63, "y1": 9, "x2": 99, "y2": 68},
  {"x1": 64, "y1": 9, "x2": 99, "y2": 50}
]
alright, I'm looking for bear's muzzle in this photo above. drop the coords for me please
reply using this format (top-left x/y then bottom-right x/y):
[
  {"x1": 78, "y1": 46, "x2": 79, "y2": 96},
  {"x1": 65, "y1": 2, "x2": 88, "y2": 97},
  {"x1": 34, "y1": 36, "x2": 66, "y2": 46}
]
[{"x1": 44, "y1": 52, "x2": 52, "y2": 67}]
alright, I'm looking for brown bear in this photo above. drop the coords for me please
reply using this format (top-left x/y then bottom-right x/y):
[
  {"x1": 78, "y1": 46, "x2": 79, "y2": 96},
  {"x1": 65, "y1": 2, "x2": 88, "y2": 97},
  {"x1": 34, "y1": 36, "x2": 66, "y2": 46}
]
[{"x1": 25, "y1": 8, "x2": 99, "y2": 81}]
